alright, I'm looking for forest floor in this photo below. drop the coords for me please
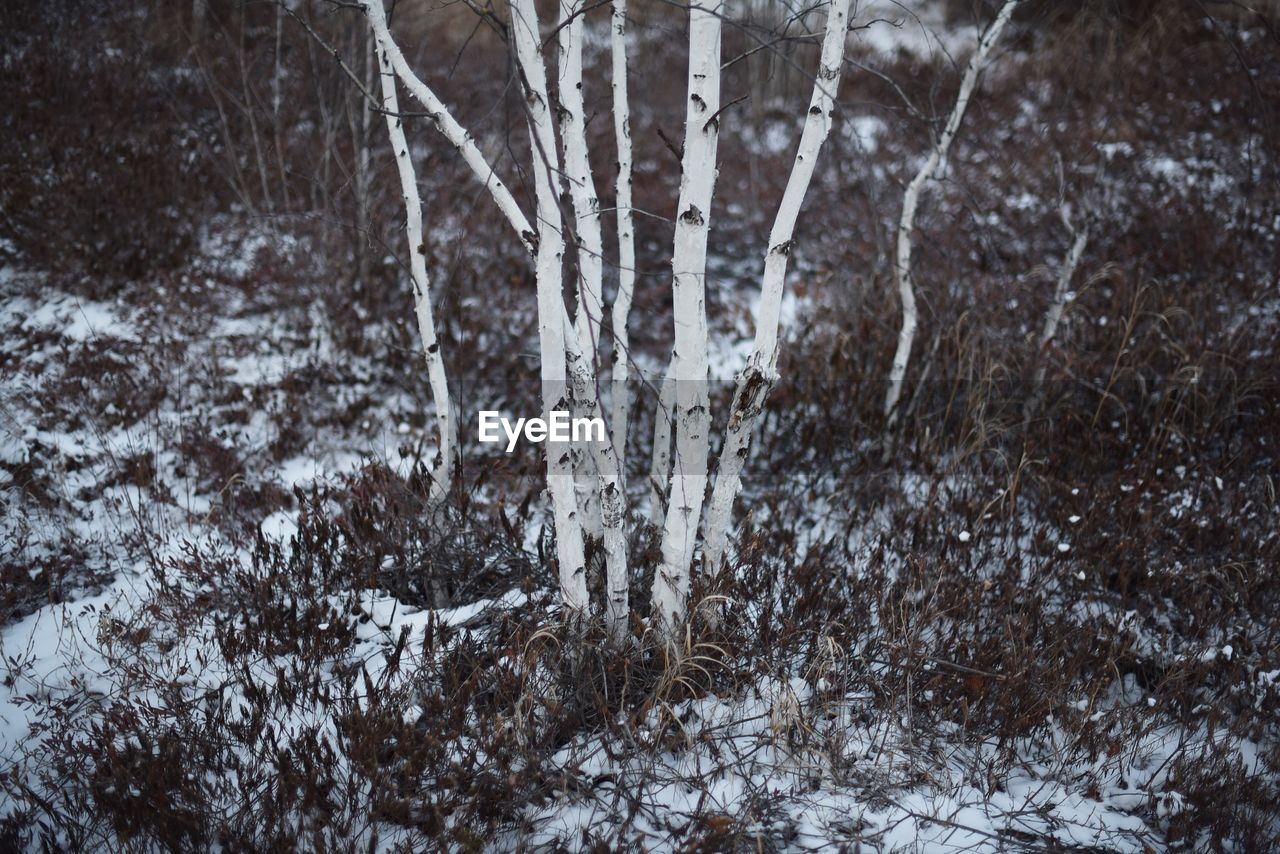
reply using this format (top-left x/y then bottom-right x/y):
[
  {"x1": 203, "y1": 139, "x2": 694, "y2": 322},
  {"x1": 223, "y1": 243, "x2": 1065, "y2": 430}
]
[{"x1": 2, "y1": 1, "x2": 1279, "y2": 850}]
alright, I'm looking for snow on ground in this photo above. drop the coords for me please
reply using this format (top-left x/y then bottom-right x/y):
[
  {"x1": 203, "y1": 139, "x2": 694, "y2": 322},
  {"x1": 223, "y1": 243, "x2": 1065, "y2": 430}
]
[
  {"x1": 3, "y1": 237, "x2": 1217, "y2": 850},
  {"x1": 853, "y1": 0, "x2": 973, "y2": 61},
  {"x1": 3, "y1": 2, "x2": 1278, "y2": 847}
]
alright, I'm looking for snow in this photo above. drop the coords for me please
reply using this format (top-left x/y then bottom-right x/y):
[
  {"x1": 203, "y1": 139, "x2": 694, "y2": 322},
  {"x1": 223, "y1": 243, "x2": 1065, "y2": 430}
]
[
  {"x1": 853, "y1": 0, "x2": 972, "y2": 61},
  {"x1": 4, "y1": 1, "x2": 1278, "y2": 846},
  {"x1": 845, "y1": 115, "x2": 887, "y2": 154},
  {"x1": 11, "y1": 293, "x2": 136, "y2": 343}
]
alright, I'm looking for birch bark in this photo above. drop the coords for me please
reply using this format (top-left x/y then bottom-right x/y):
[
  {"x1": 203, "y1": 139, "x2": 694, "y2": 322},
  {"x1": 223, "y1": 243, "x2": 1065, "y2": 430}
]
[
  {"x1": 367, "y1": 0, "x2": 583, "y2": 337},
  {"x1": 510, "y1": 0, "x2": 591, "y2": 614},
  {"x1": 557, "y1": 0, "x2": 607, "y2": 540},
  {"x1": 606, "y1": 0, "x2": 638, "y2": 639},
  {"x1": 366, "y1": 0, "x2": 540, "y2": 257},
  {"x1": 1035, "y1": 214, "x2": 1088, "y2": 388},
  {"x1": 557, "y1": 0, "x2": 607, "y2": 367},
  {"x1": 374, "y1": 31, "x2": 458, "y2": 504},
  {"x1": 652, "y1": 0, "x2": 724, "y2": 635},
  {"x1": 884, "y1": 0, "x2": 1020, "y2": 423},
  {"x1": 1025, "y1": 203, "x2": 1089, "y2": 425},
  {"x1": 647, "y1": 368, "x2": 676, "y2": 527},
  {"x1": 368, "y1": 0, "x2": 592, "y2": 613},
  {"x1": 610, "y1": 0, "x2": 637, "y2": 477},
  {"x1": 548, "y1": 0, "x2": 633, "y2": 635},
  {"x1": 702, "y1": 0, "x2": 852, "y2": 571}
]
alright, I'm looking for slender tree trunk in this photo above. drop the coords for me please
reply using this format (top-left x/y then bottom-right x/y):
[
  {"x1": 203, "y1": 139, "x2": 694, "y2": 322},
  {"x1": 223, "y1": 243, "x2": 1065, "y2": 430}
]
[
  {"x1": 560, "y1": 342, "x2": 629, "y2": 636},
  {"x1": 362, "y1": 4, "x2": 580, "y2": 328},
  {"x1": 652, "y1": 0, "x2": 724, "y2": 635},
  {"x1": 367, "y1": 1, "x2": 540, "y2": 257},
  {"x1": 606, "y1": 0, "x2": 638, "y2": 640},
  {"x1": 557, "y1": 0, "x2": 608, "y2": 541},
  {"x1": 510, "y1": 0, "x2": 591, "y2": 615},
  {"x1": 1025, "y1": 204, "x2": 1089, "y2": 425},
  {"x1": 370, "y1": 0, "x2": 589, "y2": 614},
  {"x1": 702, "y1": 0, "x2": 852, "y2": 571},
  {"x1": 372, "y1": 23, "x2": 458, "y2": 506},
  {"x1": 884, "y1": 0, "x2": 1020, "y2": 424},
  {"x1": 366, "y1": 1, "x2": 581, "y2": 328},
  {"x1": 610, "y1": 0, "x2": 637, "y2": 476},
  {"x1": 354, "y1": 30, "x2": 375, "y2": 290},
  {"x1": 557, "y1": 0, "x2": 608, "y2": 374},
  {"x1": 647, "y1": 366, "x2": 676, "y2": 527}
]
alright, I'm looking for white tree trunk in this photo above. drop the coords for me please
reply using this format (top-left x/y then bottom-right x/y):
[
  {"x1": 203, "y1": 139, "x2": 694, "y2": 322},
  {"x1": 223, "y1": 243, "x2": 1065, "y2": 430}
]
[
  {"x1": 557, "y1": 0, "x2": 607, "y2": 541},
  {"x1": 651, "y1": 1, "x2": 724, "y2": 635},
  {"x1": 610, "y1": 0, "x2": 637, "y2": 478},
  {"x1": 369, "y1": 0, "x2": 585, "y2": 344},
  {"x1": 510, "y1": 0, "x2": 591, "y2": 615},
  {"x1": 1025, "y1": 203, "x2": 1089, "y2": 424},
  {"x1": 607, "y1": 0, "x2": 638, "y2": 640},
  {"x1": 647, "y1": 366, "x2": 676, "y2": 527},
  {"x1": 702, "y1": 0, "x2": 852, "y2": 571},
  {"x1": 367, "y1": 1, "x2": 540, "y2": 258},
  {"x1": 551, "y1": 0, "x2": 632, "y2": 637},
  {"x1": 1034, "y1": 209, "x2": 1088, "y2": 387},
  {"x1": 558, "y1": 0, "x2": 608, "y2": 370},
  {"x1": 369, "y1": 0, "x2": 595, "y2": 615},
  {"x1": 884, "y1": 0, "x2": 1020, "y2": 423},
  {"x1": 372, "y1": 26, "x2": 458, "y2": 505},
  {"x1": 556, "y1": 300, "x2": 631, "y2": 635}
]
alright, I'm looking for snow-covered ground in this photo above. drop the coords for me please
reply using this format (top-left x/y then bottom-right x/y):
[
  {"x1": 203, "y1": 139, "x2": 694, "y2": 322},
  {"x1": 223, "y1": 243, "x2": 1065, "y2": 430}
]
[{"x1": 3, "y1": 0, "x2": 1279, "y2": 848}]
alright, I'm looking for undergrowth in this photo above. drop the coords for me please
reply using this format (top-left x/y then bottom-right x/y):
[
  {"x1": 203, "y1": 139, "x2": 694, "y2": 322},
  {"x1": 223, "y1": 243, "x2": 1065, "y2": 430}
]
[{"x1": 2, "y1": 0, "x2": 1278, "y2": 849}]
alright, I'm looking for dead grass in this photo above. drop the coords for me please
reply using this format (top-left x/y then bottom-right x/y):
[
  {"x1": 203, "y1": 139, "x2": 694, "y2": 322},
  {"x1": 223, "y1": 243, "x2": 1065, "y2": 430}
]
[{"x1": 2, "y1": 0, "x2": 1278, "y2": 849}]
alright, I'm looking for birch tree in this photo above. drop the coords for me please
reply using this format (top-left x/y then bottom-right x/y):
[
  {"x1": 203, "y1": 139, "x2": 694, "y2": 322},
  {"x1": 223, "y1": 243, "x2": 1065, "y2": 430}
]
[
  {"x1": 1025, "y1": 199, "x2": 1090, "y2": 426},
  {"x1": 702, "y1": 0, "x2": 853, "y2": 571},
  {"x1": 647, "y1": 371, "x2": 676, "y2": 527},
  {"x1": 350, "y1": 0, "x2": 851, "y2": 639},
  {"x1": 610, "y1": 0, "x2": 637, "y2": 477},
  {"x1": 1033, "y1": 207, "x2": 1089, "y2": 389},
  {"x1": 539, "y1": 0, "x2": 632, "y2": 636},
  {"x1": 606, "y1": 0, "x2": 637, "y2": 638},
  {"x1": 373, "y1": 30, "x2": 458, "y2": 505},
  {"x1": 367, "y1": 0, "x2": 594, "y2": 613},
  {"x1": 508, "y1": 0, "x2": 591, "y2": 614},
  {"x1": 649, "y1": 0, "x2": 725, "y2": 633},
  {"x1": 884, "y1": 0, "x2": 1020, "y2": 424},
  {"x1": 558, "y1": 0, "x2": 609, "y2": 541}
]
